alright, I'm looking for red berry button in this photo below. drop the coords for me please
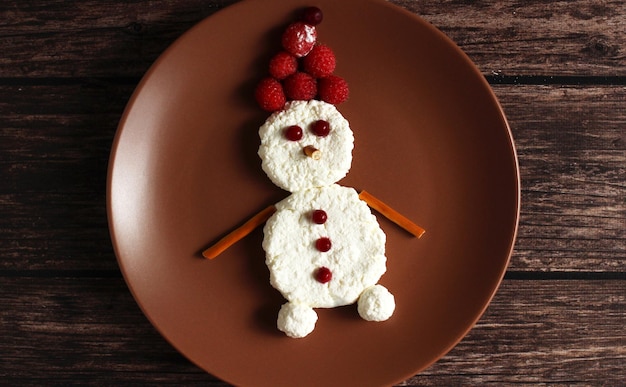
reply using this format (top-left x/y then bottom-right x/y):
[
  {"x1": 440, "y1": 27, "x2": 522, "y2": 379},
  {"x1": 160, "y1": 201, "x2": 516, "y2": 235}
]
[
  {"x1": 285, "y1": 125, "x2": 303, "y2": 141},
  {"x1": 315, "y1": 267, "x2": 332, "y2": 283},
  {"x1": 312, "y1": 210, "x2": 327, "y2": 224},
  {"x1": 311, "y1": 120, "x2": 330, "y2": 137},
  {"x1": 315, "y1": 237, "x2": 332, "y2": 252}
]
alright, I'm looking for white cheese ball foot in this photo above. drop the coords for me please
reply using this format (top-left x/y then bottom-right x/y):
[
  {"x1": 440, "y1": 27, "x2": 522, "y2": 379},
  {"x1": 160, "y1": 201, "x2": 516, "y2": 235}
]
[
  {"x1": 357, "y1": 285, "x2": 395, "y2": 322},
  {"x1": 277, "y1": 302, "x2": 318, "y2": 338}
]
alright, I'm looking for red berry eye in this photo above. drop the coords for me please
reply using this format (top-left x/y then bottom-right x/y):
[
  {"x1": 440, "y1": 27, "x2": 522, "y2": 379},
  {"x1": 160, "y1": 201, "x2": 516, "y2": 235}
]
[
  {"x1": 285, "y1": 125, "x2": 303, "y2": 141},
  {"x1": 311, "y1": 120, "x2": 330, "y2": 137}
]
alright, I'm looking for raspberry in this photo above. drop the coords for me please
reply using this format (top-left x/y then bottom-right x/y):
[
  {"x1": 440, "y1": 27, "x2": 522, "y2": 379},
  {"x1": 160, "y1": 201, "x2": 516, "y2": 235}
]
[
  {"x1": 283, "y1": 72, "x2": 317, "y2": 101},
  {"x1": 255, "y1": 77, "x2": 286, "y2": 112},
  {"x1": 281, "y1": 22, "x2": 317, "y2": 57},
  {"x1": 269, "y1": 51, "x2": 298, "y2": 80},
  {"x1": 318, "y1": 75, "x2": 349, "y2": 105},
  {"x1": 302, "y1": 44, "x2": 336, "y2": 78}
]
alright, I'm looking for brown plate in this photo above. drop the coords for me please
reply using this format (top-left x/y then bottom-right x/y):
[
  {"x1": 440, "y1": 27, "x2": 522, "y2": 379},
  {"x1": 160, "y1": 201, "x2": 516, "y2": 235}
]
[{"x1": 107, "y1": 0, "x2": 519, "y2": 385}]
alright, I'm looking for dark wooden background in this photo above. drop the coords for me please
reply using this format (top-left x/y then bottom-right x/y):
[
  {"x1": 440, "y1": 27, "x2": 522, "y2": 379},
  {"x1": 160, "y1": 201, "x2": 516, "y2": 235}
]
[{"x1": 1, "y1": 0, "x2": 624, "y2": 385}]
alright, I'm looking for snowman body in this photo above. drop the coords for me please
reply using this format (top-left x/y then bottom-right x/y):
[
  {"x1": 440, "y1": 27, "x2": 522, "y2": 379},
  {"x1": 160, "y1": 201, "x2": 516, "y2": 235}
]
[{"x1": 258, "y1": 100, "x2": 395, "y2": 338}]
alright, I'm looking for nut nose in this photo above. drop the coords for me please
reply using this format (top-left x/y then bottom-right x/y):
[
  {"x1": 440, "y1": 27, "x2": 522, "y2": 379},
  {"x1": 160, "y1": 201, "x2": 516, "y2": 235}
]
[{"x1": 303, "y1": 145, "x2": 321, "y2": 160}]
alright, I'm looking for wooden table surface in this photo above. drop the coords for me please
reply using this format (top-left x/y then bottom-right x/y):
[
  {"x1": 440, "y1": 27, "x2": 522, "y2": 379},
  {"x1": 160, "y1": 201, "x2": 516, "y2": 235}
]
[{"x1": 1, "y1": 1, "x2": 624, "y2": 385}]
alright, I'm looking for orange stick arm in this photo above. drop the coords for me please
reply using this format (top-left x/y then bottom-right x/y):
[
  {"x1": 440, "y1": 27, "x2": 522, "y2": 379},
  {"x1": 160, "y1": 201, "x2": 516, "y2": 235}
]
[
  {"x1": 202, "y1": 205, "x2": 277, "y2": 259},
  {"x1": 358, "y1": 191, "x2": 425, "y2": 238}
]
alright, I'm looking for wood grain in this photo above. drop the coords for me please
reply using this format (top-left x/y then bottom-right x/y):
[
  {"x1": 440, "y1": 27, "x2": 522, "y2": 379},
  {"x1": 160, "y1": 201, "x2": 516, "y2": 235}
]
[
  {"x1": 0, "y1": 0, "x2": 624, "y2": 78},
  {"x1": 492, "y1": 85, "x2": 626, "y2": 273},
  {"x1": 409, "y1": 280, "x2": 626, "y2": 385},
  {"x1": 0, "y1": 0, "x2": 237, "y2": 78},
  {"x1": 0, "y1": 277, "x2": 223, "y2": 385},
  {"x1": 394, "y1": 0, "x2": 626, "y2": 77},
  {"x1": 0, "y1": 277, "x2": 623, "y2": 385},
  {"x1": 0, "y1": 82, "x2": 126, "y2": 270}
]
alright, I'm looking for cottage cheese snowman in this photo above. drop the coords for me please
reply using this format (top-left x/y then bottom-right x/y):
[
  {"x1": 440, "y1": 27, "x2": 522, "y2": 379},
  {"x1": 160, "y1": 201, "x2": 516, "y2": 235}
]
[
  {"x1": 258, "y1": 100, "x2": 395, "y2": 338},
  {"x1": 203, "y1": 7, "x2": 423, "y2": 339}
]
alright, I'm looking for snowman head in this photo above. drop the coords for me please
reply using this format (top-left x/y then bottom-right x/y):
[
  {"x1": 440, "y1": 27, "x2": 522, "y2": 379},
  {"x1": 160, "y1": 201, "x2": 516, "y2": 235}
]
[{"x1": 258, "y1": 100, "x2": 354, "y2": 192}]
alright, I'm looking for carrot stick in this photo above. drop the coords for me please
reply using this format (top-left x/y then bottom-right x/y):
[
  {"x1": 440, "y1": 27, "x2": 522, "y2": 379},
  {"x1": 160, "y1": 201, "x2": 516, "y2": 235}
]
[
  {"x1": 359, "y1": 191, "x2": 425, "y2": 238},
  {"x1": 202, "y1": 205, "x2": 277, "y2": 259}
]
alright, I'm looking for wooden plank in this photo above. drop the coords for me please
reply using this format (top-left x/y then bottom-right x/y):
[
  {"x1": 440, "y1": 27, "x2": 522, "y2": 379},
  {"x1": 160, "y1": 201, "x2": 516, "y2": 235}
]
[
  {"x1": 0, "y1": 277, "x2": 623, "y2": 385},
  {"x1": 0, "y1": 83, "x2": 624, "y2": 271},
  {"x1": 0, "y1": 0, "x2": 623, "y2": 78},
  {"x1": 406, "y1": 280, "x2": 626, "y2": 385},
  {"x1": 0, "y1": 82, "x2": 129, "y2": 270},
  {"x1": 492, "y1": 85, "x2": 626, "y2": 272},
  {"x1": 0, "y1": 277, "x2": 224, "y2": 385},
  {"x1": 395, "y1": 0, "x2": 626, "y2": 77},
  {"x1": 0, "y1": 0, "x2": 236, "y2": 78}
]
